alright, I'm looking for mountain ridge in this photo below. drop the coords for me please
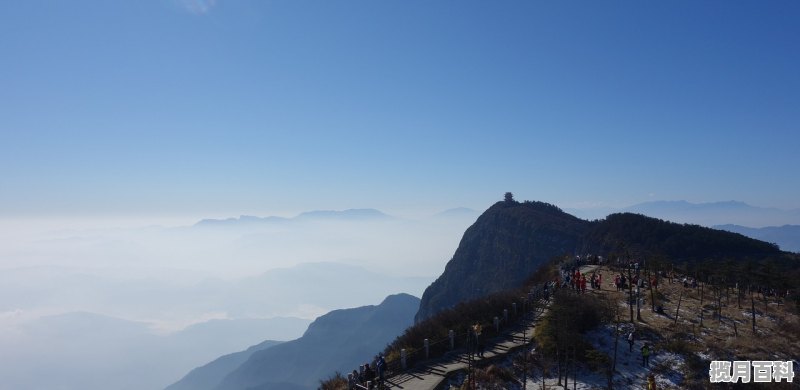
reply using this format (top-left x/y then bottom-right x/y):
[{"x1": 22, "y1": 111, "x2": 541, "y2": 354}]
[
  {"x1": 210, "y1": 293, "x2": 420, "y2": 390},
  {"x1": 416, "y1": 199, "x2": 790, "y2": 322},
  {"x1": 195, "y1": 208, "x2": 393, "y2": 227},
  {"x1": 165, "y1": 340, "x2": 283, "y2": 390}
]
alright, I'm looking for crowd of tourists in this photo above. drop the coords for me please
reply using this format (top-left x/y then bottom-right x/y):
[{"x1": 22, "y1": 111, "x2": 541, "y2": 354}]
[{"x1": 559, "y1": 267, "x2": 604, "y2": 293}]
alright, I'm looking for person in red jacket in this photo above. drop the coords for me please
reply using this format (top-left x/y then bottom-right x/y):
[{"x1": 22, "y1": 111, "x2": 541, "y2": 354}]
[{"x1": 580, "y1": 275, "x2": 587, "y2": 293}]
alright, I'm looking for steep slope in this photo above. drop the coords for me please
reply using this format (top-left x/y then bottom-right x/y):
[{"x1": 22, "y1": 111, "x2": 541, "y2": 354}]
[
  {"x1": 165, "y1": 340, "x2": 282, "y2": 390},
  {"x1": 415, "y1": 200, "x2": 590, "y2": 322},
  {"x1": 214, "y1": 293, "x2": 419, "y2": 390}
]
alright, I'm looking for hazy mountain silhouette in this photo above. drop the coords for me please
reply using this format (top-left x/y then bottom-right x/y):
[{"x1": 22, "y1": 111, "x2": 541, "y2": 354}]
[
  {"x1": 570, "y1": 200, "x2": 800, "y2": 227},
  {"x1": 195, "y1": 215, "x2": 291, "y2": 227},
  {"x1": 433, "y1": 207, "x2": 480, "y2": 219},
  {"x1": 213, "y1": 294, "x2": 420, "y2": 390},
  {"x1": 0, "y1": 312, "x2": 308, "y2": 390},
  {"x1": 195, "y1": 209, "x2": 392, "y2": 227},
  {"x1": 714, "y1": 224, "x2": 800, "y2": 253},
  {"x1": 166, "y1": 340, "x2": 282, "y2": 390}
]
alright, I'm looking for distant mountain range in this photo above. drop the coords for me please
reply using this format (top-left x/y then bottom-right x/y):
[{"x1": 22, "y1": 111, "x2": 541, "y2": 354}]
[
  {"x1": 0, "y1": 313, "x2": 309, "y2": 390},
  {"x1": 567, "y1": 200, "x2": 800, "y2": 227},
  {"x1": 714, "y1": 224, "x2": 800, "y2": 253},
  {"x1": 168, "y1": 294, "x2": 420, "y2": 390},
  {"x1": 0, "y1": 261, "x2": 432, "y2": 390},
  {"x1": 195, "y1": 209, "x2": 393, "y2": 227},
  {"x1": 433, "y1": 207, "x2": 480, "y2": 219}
]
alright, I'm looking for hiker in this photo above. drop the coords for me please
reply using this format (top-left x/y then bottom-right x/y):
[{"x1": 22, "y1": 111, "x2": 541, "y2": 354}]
[
  {"x1": 472, "y1": 323, "x2": 484, "y2": 357},
  {"x1": 376, "y1": 354, "x2": 386, "y2": 386},
  {"x1": 647, "y1": 374, "x2": 657, "y2": 390},
  {"x1": 363, "y1": 362, "x2": 375, "y2": 388},
  {"x1": 349, "y1": 370, "x2": 359, "y2": 390},
  {"x1": 615, "y1": 275, "x2": 621, "y2": 291},
  {"x1": 641, "y1": 343, "x2": 651, "y2": 367},
  {"x1": 627, "y1": 330, "x2": 635, "y2": 352},
  {"x1": 598, "y1": 273, "x2": 602, "y2": 290},
  {"x1": 580, "y1": 275, "x2": 587, "y2": 293}
]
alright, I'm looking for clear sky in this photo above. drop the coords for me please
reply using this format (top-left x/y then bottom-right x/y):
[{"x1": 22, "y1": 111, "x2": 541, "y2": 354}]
[{"x1": 2, "y1": 0, "x2": 799, "y2": 218}]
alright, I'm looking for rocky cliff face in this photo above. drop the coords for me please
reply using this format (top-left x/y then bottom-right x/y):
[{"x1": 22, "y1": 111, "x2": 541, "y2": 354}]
[{"x1": 415, "y1": 200, "x2": 590, "y2": 322}]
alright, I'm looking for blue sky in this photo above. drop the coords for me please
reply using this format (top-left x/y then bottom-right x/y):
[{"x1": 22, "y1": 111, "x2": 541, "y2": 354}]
[{"x1": 2, "y1": 0, "x2": 799, "y2": 218}]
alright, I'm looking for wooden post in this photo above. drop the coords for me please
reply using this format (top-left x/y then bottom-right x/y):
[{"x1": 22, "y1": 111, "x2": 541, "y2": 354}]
[
  {"x1": 424, "y1": 338, "x2": 429, "y2": 359},
  {"x1": 494, "y1": 316, "x2": 500, "y2": 333},
  {"x1": 401, "y1": 349, "x2": 407, "y2": 369}
]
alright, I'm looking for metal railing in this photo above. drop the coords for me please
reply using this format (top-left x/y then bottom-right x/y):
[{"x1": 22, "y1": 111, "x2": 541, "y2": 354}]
[{"x1": 344, "y1": 282, "x2": 555, "y2": 386}]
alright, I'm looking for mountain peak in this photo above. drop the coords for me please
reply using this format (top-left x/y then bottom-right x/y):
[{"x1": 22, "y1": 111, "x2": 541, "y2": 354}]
[{"x1": 415, "y1": 199, "x2": 588, "y2": 321}]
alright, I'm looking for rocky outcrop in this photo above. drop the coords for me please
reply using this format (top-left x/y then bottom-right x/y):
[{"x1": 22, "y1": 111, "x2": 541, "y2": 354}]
[{"x1": 415, "y1": 200, "x2": 589, "y2": 322}]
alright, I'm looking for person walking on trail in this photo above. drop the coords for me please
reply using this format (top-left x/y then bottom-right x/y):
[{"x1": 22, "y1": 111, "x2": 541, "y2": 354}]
[
  {"x1": 472, "y1": 323, "x2": 484, "y2": 357},
  {"x1": 376, "y1": 354, "x2": 386, "y2": 387},
  {"x1": 641, "y1": 343, "x2": 651, "y2": 367},
  {"x1": 627, "y1": 330, "x2": 635, "y2": 352}
]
